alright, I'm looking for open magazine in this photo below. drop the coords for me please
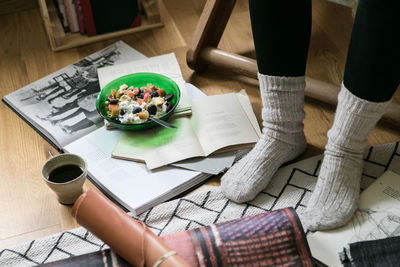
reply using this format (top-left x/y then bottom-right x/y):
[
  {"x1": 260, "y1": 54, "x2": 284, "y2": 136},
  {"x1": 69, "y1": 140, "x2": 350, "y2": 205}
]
[
  {"x1": 2, "y1": 41, "x2": 211, "y2": 215},
  {"x1": 307, "y1": 171, "x2": 400, "y2": 267},
  {"x1": 3, "y1": 41, "x2": 143, "y2": 148}
]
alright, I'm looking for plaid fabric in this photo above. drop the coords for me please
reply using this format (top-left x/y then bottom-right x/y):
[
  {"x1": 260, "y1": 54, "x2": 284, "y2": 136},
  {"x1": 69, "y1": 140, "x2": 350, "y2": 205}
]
[{"x1": 162, "y1": 208, "x2": 313, "y2": 267}]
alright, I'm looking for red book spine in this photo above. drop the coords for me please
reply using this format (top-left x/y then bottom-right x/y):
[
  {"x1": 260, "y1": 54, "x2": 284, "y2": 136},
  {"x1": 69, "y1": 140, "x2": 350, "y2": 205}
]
[
  {"x1": 80, "y1": 0, "x2": 96, "y2": 36},
  {"x1": 130, "y1": 14, "x2": 141, "y2": 28}
]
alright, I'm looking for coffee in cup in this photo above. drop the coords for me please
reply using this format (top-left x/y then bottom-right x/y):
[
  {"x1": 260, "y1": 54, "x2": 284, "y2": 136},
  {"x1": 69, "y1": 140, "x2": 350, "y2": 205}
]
[{"x1": 42, "y1": 153, "x2": 87, "y2": 204}]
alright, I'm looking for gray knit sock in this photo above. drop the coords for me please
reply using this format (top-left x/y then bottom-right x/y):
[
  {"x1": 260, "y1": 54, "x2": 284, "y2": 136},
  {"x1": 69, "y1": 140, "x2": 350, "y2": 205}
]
[
  {"x1": 220, "y1": 73, "x2": 307, "y2": 203},
  {"x1": 301, "y1": 84, "x2": 390, "y2": 231}
]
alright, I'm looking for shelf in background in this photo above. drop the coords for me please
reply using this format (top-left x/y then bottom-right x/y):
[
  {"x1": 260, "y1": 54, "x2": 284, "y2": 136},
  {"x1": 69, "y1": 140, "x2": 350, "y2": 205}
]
[{"x1": 38, "y1": 0, "x2": 164, "y2": 51}]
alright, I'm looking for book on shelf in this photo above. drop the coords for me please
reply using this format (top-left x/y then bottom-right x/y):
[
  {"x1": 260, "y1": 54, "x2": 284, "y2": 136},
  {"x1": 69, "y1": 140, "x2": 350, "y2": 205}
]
[
  {"x1": 73, "y1": 0, "x2": 85, "y2": 34},
  {"x1": 2, "y1": 41, "x2": 212, "y2": 216},
  {"x1": 307, "y1": 170, "x2": 400, "y2": 267},
  {"x1": 55, "y1": 0, "x2": 69, "y2": 29},
  {"x1": 142, "y1": 0, "x2": 161, "y2": 24},
  {"x1": 63, "y1": 0, "x2": 80, "y2": 33},
  {"x1": 111, "y1": 91, "x2": 261, "y2": 170},
  {"x1": 81, "y1": 0, "x2": 141, "y2": 36}
]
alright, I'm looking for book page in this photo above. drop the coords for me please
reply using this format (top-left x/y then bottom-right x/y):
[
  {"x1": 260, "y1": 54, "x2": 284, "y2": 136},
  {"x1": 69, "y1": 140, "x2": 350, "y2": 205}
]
[
  {"x1": 64, "y1": 126, "x2": 207, "y2": 215},
  {"x1": 236, "y1": 90, "x2": 262, "y2": 137},
  {"x1": 97, "y1": 53, "x2": 191, "y2": 116},
  {"x1": 3, "y1": 41, "x2": 145, "y2": 148},
  {"x1": 112, "y1": 117, "x2": 206, "y2": 165},
  {"x1": 307, "y1": 171, "x2": 400, "y2": 267},
  {"x1": 191, "y1": 93, "x2": 259, "y2": 156}
]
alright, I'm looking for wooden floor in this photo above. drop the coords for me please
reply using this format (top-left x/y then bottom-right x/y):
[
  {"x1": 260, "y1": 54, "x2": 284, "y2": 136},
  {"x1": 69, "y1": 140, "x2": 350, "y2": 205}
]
[{"x1": 0, "y1": 0, "x2": 399, "y2": 250}]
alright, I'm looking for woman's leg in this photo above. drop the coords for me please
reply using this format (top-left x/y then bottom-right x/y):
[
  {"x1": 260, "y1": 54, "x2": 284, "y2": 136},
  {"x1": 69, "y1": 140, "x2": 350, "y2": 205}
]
[
  {"x1": 302, "y1": 0, "x2": 399, "y2": 231},
  {"x1": 221, "y1": 0, "x2": 312, "y2": 202},
  {"x1": 344, "y1": 0, "x2": 399, "y2": 102}
]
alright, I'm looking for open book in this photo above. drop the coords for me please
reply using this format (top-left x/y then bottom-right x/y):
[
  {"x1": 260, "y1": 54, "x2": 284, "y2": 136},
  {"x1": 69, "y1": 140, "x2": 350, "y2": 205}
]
[
  {"x1": 307, "y1": 170, "x2": 400, "y2": 267},
  {"x1": 2, "y1": 41, "x2": 212, "y2": 215},
  {"x1": 112, "y1": 91, "x2": 261, "y2": 169}
]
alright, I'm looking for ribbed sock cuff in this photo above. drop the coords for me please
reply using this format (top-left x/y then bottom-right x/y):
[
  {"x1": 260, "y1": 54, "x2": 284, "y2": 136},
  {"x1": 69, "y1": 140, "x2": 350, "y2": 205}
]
[
  {"x1": 338, "y1": 83, "x2": 391, "y2": 116},
  {"x1": 258, "y1": 73, "x2": 305, "y2": 92}
]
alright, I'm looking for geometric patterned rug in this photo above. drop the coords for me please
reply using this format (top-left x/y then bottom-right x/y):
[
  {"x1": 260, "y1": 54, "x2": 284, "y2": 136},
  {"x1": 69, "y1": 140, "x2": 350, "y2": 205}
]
[{"x1": 1, "y1": 142, "x2": 399, "y2": 266}]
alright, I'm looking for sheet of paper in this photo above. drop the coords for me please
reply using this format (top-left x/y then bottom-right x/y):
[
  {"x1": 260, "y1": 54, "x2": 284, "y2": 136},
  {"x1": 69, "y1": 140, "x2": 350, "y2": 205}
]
[
  {"x1": 97, "y1": 53, "x2": 191, "y2": 114},
  {"x1": 171, "y1": 151, "x2": 236, "y2": 175},
  {"x1": 171, "y1": 83, "x2": 237, "y2": 174},
  {"x1": 191, "y1": 93, "x2": 259, "y2": 156},
  {"x1": 237, "y1": 89, "x2": 262, "y2": 137},
  {"x1": 112, "y1": 117, "x2": 206, "y2": 163},
  {"x1": 307, "y1": 171, "x2": 400, "y2": 267}
]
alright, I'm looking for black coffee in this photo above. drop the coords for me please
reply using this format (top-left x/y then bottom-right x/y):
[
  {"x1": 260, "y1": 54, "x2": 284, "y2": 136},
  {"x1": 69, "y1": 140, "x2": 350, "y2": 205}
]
[{"x1": 48, "y1": 164, "x2": 83, "y2": 183}]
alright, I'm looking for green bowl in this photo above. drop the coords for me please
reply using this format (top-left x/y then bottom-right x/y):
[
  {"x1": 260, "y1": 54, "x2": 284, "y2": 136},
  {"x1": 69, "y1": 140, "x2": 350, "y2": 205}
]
[{"x1": 96, "y1": 72, "x2": 181, "y2": 130}]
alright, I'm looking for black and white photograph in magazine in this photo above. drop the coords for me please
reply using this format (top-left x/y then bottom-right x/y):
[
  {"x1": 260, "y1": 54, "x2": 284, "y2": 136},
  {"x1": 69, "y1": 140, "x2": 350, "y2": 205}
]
[{"x1": 4, "y1": 41, "x2": 146, "y2": 147}]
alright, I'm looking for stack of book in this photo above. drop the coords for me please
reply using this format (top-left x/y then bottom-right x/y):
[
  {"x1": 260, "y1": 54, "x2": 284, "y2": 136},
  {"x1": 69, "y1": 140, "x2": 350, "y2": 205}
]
[
  {"x1": 97, "y1": 53, "x2": 261, "y2": 170},
  {"x1": 2, "y1": 41, "x2": 260, "y2": 216},
  {"x1": 56, "y1": 0, "x2": 143, "y2": 36}
]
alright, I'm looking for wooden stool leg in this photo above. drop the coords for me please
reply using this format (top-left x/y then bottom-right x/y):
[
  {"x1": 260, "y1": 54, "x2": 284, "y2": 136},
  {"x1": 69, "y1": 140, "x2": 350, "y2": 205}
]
[{"x1": 186, "y1": 0, "x2": 236, "y2": 72}]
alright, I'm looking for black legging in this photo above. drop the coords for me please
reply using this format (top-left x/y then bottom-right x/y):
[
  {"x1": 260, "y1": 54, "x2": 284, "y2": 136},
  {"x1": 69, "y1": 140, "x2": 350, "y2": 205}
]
[{"x1": 249, "y1": 0, "x2": 399, "y2": 102}]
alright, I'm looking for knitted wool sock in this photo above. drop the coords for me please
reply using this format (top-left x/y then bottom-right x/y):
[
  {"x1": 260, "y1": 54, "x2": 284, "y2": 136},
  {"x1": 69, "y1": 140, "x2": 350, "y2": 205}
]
[
  {"x1": 220, "y1": 73, "x2": 307, "y2": 203},
  {"x1": 301, "y1": 84, "x2": 390, "y2": 231}
]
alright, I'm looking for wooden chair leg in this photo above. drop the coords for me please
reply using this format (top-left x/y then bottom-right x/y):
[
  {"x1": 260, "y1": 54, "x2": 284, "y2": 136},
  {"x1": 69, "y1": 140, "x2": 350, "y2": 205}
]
[
  {"x1": 186, "y1": 0, "x2": 236, "y2": 72},
  {"x1": 187, "y1": 0, "x2": 400, "y2": 126},
  {"x1": 197, "y1": 46, "x2": 400, "y2": 125},
  {"x1": 198, "y1": 47, "x2": 342, "y2": 104}
]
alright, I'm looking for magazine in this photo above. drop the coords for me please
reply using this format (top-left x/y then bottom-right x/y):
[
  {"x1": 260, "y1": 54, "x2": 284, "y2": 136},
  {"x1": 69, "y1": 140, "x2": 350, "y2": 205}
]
[
  {"x1": 2, "y1": 41, "x2": 211, "y2": 215},
  {"x1": 307, "y1": 170, "x2": 400, "y2": 267},
  {"x1": 3, "y1": 41, "x2": 144, "y2": 148}
]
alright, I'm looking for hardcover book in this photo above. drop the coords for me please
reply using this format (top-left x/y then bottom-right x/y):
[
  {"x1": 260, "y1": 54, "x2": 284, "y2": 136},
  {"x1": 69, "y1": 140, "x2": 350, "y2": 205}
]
[
  {"x1": 74, "y1": 0, "x2": 85, "y2": 34},
  {"x1": 63, "y1": 0, "x2": 80, "y2": 32},
  {"x1": 55, "y1": 0, "x2": 69, "y2": 29}
]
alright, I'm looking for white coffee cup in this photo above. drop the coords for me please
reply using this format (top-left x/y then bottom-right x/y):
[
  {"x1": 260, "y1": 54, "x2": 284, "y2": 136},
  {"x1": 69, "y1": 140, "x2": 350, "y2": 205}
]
[{"x1": 41, "y1": 153, "x2": 87, "y2": 205}]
